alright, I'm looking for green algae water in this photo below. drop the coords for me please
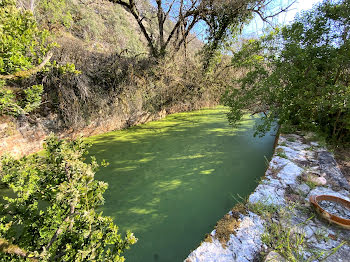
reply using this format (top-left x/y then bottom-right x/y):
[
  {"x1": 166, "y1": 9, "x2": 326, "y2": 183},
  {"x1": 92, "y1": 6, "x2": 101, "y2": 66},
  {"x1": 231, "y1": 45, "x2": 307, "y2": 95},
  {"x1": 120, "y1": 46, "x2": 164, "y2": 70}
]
[{"x1": 87, "y1": 106, "x2": 276, "y2": 262}]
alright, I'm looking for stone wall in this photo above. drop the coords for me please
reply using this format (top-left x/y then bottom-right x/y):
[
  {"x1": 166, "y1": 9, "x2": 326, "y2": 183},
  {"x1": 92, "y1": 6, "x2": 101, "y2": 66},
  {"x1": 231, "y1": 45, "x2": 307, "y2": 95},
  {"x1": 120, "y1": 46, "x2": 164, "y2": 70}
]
[{"x1": 0, "y1": 101, "x2": 213, "y2": 158}]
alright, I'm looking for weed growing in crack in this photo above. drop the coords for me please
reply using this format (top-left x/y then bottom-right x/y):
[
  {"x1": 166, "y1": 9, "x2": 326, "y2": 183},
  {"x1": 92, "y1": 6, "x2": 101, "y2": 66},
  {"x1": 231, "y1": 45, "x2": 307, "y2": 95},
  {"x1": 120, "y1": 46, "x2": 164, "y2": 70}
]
[
  {"x1": 306, "y1": 146, "x2": 316, "y2": 151},
  {"x1": 305, "y1": 180, "x2": 317, "y2": 190},
  {"x1": 261, "y1": 222, "x2": 306, "y2": 262},
  {"x1": 280, "y1": 141, "x2": 288, "y2": 147},
  {"x1": 308, "y1": 242, "x2": 346, "y2": 262},
  {"x1": 250, "y1": 201, "x2": 344, "y2": 262},
  {"x1": 264, "y1": 155, "x2": 270, "y2": 167},
  {"x1": 275, "y1": 148, "x2": 287, "y2": 159},
  {"x1": 287, "y1": 137, "x2": 296, "y2": 143},
  {"x1": 247, "y1": 200, "x2": 279, "y2": 218},
  {"x1": 294, "y1": 202, "x2": 314, "y2": 218},
  {"x1": 314, "y1": 228, "x2": 331, "y2": 242}
]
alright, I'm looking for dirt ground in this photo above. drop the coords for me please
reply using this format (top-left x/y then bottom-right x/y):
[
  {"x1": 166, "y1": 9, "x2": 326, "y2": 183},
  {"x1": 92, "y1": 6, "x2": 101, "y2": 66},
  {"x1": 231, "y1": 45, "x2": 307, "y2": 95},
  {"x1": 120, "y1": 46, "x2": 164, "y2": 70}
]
[{"x1": 334, "y1": 146, "x2": 350, "y2": 184}]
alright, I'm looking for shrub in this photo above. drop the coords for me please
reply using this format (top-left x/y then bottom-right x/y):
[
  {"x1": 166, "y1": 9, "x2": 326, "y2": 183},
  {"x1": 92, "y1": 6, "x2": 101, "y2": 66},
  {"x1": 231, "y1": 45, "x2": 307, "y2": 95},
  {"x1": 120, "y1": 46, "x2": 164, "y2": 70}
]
[
  {"x1": 0, "y1": 0, "x2": 54, "y2": 116},
  {"x1": 0, "y1": 136, "x2": 136, "y2": 261},
  {"x1": 0, "y1": 0, "x2": 52, "y2": 74}
]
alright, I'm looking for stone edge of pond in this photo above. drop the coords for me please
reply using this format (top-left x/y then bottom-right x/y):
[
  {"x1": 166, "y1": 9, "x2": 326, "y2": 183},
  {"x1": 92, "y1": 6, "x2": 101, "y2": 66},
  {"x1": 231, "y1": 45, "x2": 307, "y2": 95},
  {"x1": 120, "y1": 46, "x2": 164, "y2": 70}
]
[{"x1": 185, "y1": 133, "x2": 350, "y2": 262}]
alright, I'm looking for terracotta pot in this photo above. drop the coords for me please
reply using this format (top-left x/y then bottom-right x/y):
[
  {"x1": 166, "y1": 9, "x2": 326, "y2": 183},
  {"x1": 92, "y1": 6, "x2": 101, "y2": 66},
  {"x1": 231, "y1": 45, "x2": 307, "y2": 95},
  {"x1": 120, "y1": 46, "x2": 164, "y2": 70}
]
[{"x1": 309, "y1": 195, "x2": 350, "y2": 229}]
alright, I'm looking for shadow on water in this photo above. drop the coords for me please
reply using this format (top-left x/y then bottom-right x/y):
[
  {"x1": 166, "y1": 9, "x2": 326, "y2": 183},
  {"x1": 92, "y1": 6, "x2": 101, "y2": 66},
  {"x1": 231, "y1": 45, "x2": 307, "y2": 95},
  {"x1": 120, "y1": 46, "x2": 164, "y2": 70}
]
[{"x1": 87, "y1": 107, "x2": 276, "y2": 262}]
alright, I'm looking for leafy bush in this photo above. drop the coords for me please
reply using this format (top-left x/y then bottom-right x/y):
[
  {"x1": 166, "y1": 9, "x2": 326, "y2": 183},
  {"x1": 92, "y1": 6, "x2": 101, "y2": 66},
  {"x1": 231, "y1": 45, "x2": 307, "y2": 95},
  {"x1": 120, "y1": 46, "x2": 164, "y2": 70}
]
[
  {"x1": 0, "y1": 84, "x2": 16, "y2": 114},
  {"x1": 222, "y1": 0, "x2": 350, "y2": 142},
  {"x1": 0, "y1": 0, "x2": 52, "y2": 74},
  {"x1": 0, "y1": 83, "x2": 44, "y2": 115},
  {"x1": 0, "y1": 0, "x2": 55, "y2": 116},
  {"x1": 0, "y1": 136, "x2": 136, "y2": 261}
]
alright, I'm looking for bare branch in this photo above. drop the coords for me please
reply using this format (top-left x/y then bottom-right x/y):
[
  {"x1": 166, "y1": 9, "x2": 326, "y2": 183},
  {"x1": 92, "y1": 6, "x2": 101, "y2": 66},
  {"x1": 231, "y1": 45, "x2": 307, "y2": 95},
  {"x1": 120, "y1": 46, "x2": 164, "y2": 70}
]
[
  {"x1": 108, "y1": 0, "x2": 296, "y2": 58},
  {"x1": 0, "y1": 238, "x2": 38, "y2": 261},
  {"x1": 164, "y1": 0, "x2": 176, "y2": 21},
  {"x1": 109, "y1": 0, "x2": 130, "y2": 8},
  {"x1": 176, "y1": 15, "x2": 199, "y2": 52},
  {"x1": 254, "y1": 0, "x2": 296, "y2": 25},
  {"x1": 253, "y1": 10, "x2": 274, "y2": 27},
  {"x1": 164, "y1": 0, "x2": 199, "y2": 49},
  {"x1": 109, "y1": 0, "x2": 157, "y2": 55}
]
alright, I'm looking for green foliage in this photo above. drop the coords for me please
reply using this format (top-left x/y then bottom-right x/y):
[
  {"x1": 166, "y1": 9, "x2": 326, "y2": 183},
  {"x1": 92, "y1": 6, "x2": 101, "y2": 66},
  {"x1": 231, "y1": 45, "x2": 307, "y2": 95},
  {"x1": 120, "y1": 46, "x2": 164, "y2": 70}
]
[
  {"x1": 261, "y1": 222, "x2": 306, "y2": 262},
  {"x1": 0, "y1": 0, "x2": 52, "y2": 74},
  {"x1": 202, "y1": 1, "x2": 255, "y2": 69},
  {"x1": 22, "y1": 85, "x2": 44, "y2": 112},
  {"x1": 0, "y1": 84, "x2": 44, "y2": 115},
  {"x1": 51, "y1": 61, "x2": 81, "y2": 75},
  {"x1": 222, "y1": 0, "x2": 350, "y2": 143},
  {"x1": 0, "y1": 86, "x2": 17, "y2": 114},
  {"x1": 275, "y1": 148, "x2": 287, "y2": 159},
  {"x1": 247, "y1": 201, "x2": 279, "y2": 218},
  {"x1": 0, "y1": 136, "x2": 136, "y2": 261},
  {"x1": 37, "y1": 0, "x2": 73, "y2": 29},
  {"x1": 0, "y1": 0, "x2": 55, "y2": 116}
]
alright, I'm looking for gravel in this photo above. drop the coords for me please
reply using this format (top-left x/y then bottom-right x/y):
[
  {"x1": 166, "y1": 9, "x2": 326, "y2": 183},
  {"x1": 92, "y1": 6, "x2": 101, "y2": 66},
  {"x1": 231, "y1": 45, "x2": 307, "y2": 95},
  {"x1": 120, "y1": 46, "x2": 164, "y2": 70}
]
[{"x1": 318, "y1": 200, "x2": 350, "y2": 220}]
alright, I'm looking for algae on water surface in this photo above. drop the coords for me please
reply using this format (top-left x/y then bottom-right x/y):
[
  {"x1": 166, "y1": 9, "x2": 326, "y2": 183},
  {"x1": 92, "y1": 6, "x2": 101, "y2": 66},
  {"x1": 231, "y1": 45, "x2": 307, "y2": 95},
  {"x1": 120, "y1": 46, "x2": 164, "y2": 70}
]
[{"x1": 87, "y1": 106, "x2": 276, "y2": 262}]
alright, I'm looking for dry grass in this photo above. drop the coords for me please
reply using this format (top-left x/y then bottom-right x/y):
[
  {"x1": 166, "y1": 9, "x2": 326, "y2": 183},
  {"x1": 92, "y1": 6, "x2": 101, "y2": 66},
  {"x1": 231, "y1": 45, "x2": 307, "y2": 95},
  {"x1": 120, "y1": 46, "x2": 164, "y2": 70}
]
[
  {"x1": 203, "y1": 203, "x2": 247, "y2": 247},
  {"x1": 214, "y1": 212, "x2": 241, "y2": 246}
]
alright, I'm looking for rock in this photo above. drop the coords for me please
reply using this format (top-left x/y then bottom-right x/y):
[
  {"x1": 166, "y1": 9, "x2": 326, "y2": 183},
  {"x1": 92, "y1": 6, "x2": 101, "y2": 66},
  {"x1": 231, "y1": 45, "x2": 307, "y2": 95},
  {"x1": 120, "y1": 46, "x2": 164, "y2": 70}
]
[
  {"x1": 186, "y1": 213, "x2": 264, "y2": 262},
  {"x1": 324, "y1": 242, "x2": 350, "y2": 262},
  {"x1": 298, "y1": 183, "x2": 311, "y2": 194},
  {"x1": 302, "y1": 172, "x2": 327, "y2": 186},
  {"x1": 314, "y1": 176, "x2": 327, "y2": 186},
  {"x1": 264, "y1": 251, "x2": 286, "y2": 262},
  {"x1": 276, "y1": 161, "x2": 304, "y2": 186},
  {"x1": 318, "y1": 151, "x2": 350, "y2": 191},
  {"x1": 276, "y1": 145, "x2": 309, "y2": 162},
  {"x1": 249, "y1": 183, "x2": 285, "y2": 206},
  {"x1": 291, "y1": 183, "x2": 311, "y2": 195},
  {"x1": 303, "y1": 225, "x2": 315, "y2": 239},
  {"x1": 310, "y1": 142, "x2": 319, "y2": 147}
]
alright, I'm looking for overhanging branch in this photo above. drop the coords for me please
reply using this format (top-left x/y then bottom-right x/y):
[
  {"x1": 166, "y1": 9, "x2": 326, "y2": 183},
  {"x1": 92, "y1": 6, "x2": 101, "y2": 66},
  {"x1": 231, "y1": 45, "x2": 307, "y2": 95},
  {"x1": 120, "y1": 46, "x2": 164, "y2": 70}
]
[{"x1": 0, "y1": 52, "x2": 53, "y2": 80}]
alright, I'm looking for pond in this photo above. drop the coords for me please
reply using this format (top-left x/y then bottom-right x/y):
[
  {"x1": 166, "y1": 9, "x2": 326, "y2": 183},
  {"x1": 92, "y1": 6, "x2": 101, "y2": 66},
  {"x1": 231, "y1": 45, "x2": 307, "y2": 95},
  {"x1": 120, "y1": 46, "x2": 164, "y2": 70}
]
[{"x1": 87, "y1": 106, "x2": 276, "y2": 262}]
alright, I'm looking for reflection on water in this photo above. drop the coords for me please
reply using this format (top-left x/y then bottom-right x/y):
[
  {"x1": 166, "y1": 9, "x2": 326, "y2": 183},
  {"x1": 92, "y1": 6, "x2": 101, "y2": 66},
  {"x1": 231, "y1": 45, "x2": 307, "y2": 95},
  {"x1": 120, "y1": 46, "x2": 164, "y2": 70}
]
[{"x1": 87, "y1": 106, "x2": 276, "y2": 262}]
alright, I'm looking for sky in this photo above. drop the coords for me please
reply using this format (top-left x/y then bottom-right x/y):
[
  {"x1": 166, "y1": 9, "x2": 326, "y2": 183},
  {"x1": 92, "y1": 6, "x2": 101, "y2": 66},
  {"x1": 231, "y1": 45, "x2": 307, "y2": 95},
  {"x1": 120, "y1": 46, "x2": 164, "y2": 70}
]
[{"x1": 243, "y1": 0, "x2": 323, "y2": 37}]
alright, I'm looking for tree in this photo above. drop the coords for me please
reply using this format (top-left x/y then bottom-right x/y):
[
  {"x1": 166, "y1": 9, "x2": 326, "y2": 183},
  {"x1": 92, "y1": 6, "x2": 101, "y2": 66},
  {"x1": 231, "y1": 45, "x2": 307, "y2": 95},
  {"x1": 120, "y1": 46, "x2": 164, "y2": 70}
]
[
  {"x1": 222, "y1": 0, "x2": 350, "y2": 142},
  {"x1": 0, "y1": 136, "x2": 136, "y2": 261},
  {"x1": 108, "y1": 0, "x2": 295, "y2": 59}
]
